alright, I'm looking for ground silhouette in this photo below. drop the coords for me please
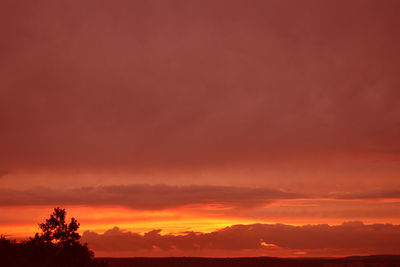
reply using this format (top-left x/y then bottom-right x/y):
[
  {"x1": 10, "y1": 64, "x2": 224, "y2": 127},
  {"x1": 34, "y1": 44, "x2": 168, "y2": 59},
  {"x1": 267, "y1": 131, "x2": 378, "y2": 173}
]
[
  {"x1": 0, "y1": 207, "x2": 107, "y2": 267},
  {"x1": 102, "y1": 256, "x2": 400, "y2": 267}
]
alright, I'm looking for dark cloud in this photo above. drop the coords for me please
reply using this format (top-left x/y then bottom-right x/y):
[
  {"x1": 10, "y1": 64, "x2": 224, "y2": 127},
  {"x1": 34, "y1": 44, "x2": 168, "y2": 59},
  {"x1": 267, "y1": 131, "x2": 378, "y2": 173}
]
[
  {"x1": 0, "y1": 184, "x2": 303, "y2": 209},
  {"x1": 82, "y1": 222, "x2": 400, "y2": 255}
]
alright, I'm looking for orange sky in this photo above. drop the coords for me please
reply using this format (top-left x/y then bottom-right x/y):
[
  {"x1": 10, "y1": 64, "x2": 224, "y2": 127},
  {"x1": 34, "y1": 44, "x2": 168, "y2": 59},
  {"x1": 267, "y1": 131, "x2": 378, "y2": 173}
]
[{"x1": 1, "y1": 0, "x2": 400, "y2": 257}]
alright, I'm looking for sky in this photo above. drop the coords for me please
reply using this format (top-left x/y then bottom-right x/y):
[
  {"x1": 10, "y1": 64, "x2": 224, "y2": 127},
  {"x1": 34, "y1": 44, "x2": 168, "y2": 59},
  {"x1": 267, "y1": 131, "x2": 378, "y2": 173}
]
[{"x1": 1, "y1": 0, "x2": 400, "y2": 257}]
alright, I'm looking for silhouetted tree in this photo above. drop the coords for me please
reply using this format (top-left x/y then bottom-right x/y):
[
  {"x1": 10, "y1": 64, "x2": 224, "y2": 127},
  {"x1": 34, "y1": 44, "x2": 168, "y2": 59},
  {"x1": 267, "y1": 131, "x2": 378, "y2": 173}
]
[
  {"x1": 0, "y1": 208, "x2": 107, "y2": 267},
  {"x1": 38, "y1": 207, "x2": 81, "y2": 247}
]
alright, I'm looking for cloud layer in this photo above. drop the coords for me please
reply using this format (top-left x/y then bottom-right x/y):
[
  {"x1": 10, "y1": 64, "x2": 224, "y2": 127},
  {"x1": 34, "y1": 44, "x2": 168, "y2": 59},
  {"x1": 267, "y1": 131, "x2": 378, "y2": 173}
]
[
  {"x1": 1, "y1": 0, "x2": 400, "y2": 171},
  {"x1": 0, "y1": 184, "x2": 304, "y2": 209},
  {"x1": 2, "y1": 184, "x2": 400, "y2": 211},
  {"x1": 82, "y1": 222, "x2": 400, "y2": 256}
]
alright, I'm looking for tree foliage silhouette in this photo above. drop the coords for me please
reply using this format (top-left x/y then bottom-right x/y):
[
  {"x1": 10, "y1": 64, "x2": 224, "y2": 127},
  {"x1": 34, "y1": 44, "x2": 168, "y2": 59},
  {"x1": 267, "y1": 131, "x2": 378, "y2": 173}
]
[
  {"x1": 0, "y1": 208, "x2": 107, "y2": 267},
  {"x1": 38, "y1": 207, "x2": 81, "y2": 246}
]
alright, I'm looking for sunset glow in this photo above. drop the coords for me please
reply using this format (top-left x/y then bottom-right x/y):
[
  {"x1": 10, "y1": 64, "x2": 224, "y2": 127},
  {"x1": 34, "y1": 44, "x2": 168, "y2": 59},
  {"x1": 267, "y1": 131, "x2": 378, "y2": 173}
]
[{"x1": 1, "y1": 0, "x2": 400, "y2": 258}]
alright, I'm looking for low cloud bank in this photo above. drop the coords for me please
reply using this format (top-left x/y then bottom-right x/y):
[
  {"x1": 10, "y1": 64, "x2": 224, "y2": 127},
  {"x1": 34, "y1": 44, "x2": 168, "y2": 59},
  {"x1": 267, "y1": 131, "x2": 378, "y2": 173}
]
[{"x1": 82, "y1": 222, "x2": 400, "y2": 256}]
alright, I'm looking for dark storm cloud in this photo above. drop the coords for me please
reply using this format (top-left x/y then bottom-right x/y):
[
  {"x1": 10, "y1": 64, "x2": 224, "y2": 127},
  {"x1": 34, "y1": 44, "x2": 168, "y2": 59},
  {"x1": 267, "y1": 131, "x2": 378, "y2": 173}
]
[
  {"x1": 82, "y1": 222, "x2": 400, "y2": 253},
  {"x1": 0, "y1": 0, "x2": 400, "y2": 170},
  {"x1": 0, "y1": 184, "x2": 304, "y2": 209}
]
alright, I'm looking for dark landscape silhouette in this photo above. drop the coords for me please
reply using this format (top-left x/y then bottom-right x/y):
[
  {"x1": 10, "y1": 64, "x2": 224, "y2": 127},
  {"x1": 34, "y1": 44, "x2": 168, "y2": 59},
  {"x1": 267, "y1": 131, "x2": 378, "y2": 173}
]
[
  {"x1": 0, "y1": 208, "x2": 106, "y2": 267},
  {"x1": 101, "y1": 256, "x2": 400, "y2": 267}
]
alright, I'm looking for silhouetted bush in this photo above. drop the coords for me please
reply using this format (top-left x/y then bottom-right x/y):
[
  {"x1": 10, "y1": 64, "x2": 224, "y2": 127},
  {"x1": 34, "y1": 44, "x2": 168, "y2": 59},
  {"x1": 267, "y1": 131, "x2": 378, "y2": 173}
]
[{"x1": 0, "y1": 208, "x2": 107, "y2": 267}]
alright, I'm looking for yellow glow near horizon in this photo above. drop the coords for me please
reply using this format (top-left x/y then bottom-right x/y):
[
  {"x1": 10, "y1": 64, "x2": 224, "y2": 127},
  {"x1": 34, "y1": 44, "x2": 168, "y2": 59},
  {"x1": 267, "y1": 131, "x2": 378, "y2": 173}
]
[
  {"x1": 0, "y1": 205, "x2": 273, "y2": 238},
  {"x1": 3, "y1": 204, "x2": 400, "y2": 241}
]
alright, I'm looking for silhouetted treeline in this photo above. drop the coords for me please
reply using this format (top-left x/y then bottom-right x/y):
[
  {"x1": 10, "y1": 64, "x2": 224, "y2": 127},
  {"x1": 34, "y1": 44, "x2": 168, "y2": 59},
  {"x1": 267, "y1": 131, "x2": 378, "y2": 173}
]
[
  {"x1": 0, "y1": 235, "x2": 106, "y2": 267},
  {"x1": 0, "y1": 208, "x2": 107, "y2": 267}
]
